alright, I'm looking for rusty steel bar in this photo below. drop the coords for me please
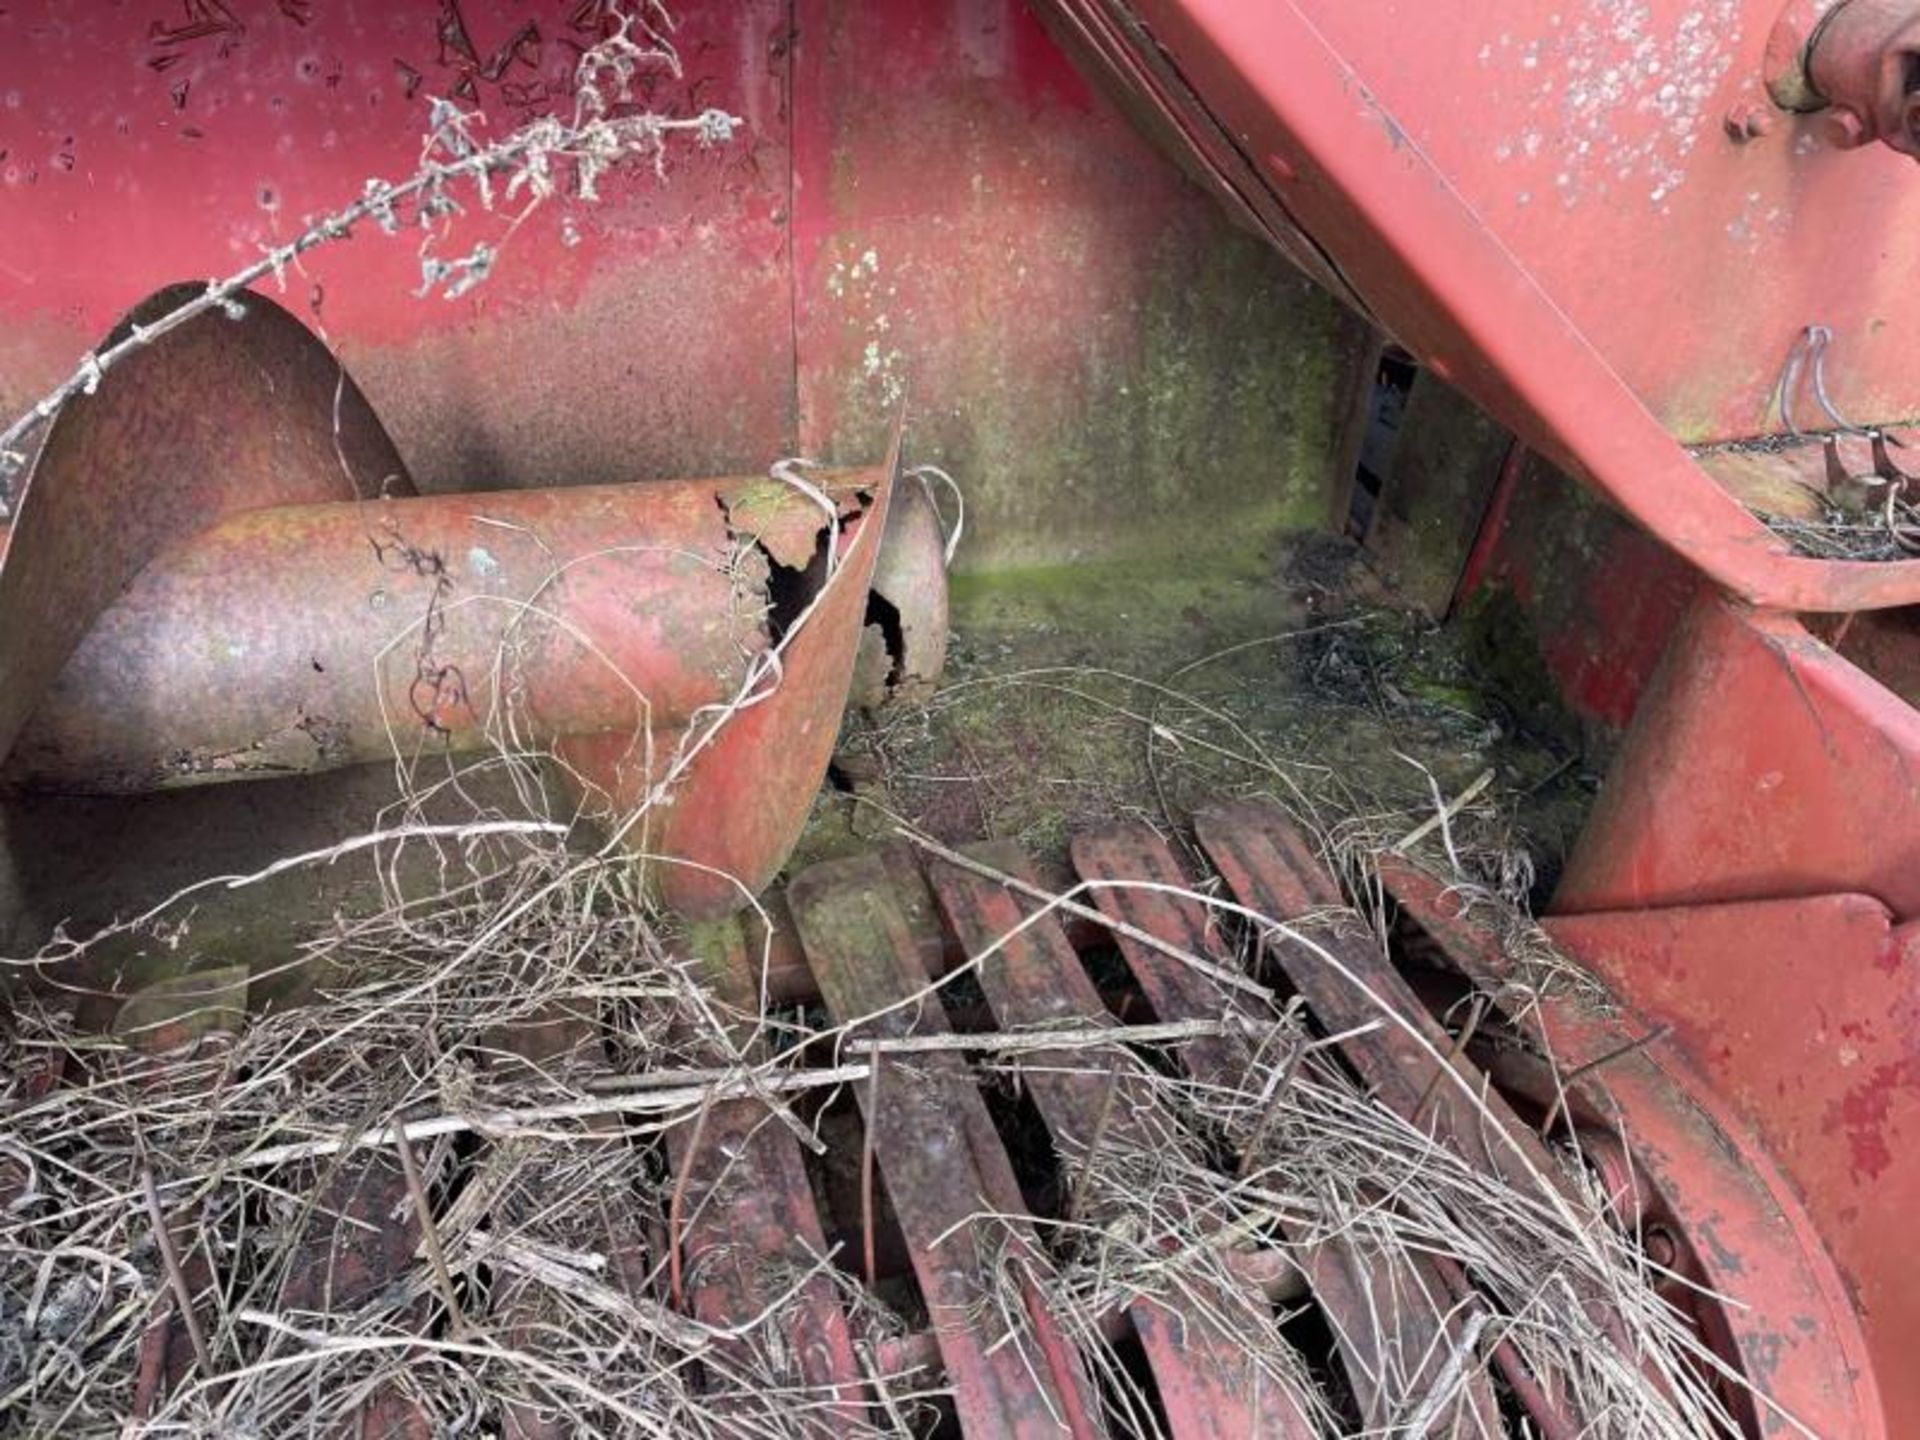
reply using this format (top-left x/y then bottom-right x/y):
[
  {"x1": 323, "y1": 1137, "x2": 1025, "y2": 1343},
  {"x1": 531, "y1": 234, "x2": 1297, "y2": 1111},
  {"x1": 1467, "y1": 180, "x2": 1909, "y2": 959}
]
[
  {"x1": 926, "y1": 842, "x2": 1326, "y2": 1440},
  {"x1": 0, "y1": 285, "x2": 943, "y2": 923},
  {"x1": 788, "y1": 853, "x2": 1105, "y2": 1440},
  {"x1": 664, "y1": 921, "x2": 864, "y2": 1419},
  {"x1": 1197, "y1": 801, "x2": 1595, "y2": 1199},
  {"x1": 1067, "y1": 820, "x2": 1503, "y2": 1434},
  {"x1": 4, "y1": 419, "x2": 940, "y2": 919}
]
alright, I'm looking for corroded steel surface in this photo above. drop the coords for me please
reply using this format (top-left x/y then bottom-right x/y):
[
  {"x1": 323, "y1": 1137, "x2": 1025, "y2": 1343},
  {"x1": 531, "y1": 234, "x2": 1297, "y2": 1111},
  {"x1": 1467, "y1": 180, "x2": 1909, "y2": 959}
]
[
  {"x1": 1, "y1": 462, "x2": 930, "y2": 917},
  {"x1": 1544, "y1": 893, "x2": 1920, "y2": 1438},
  {"x1": 0, "y1": 291, "x2": 937, "y2": 922},
  {"x1": 858, "y1": 476, "x2": 951, "y2": 708},
  {"x1": 1198, "y1": 802, "x2": 1585, "y2": 1199},
  {"x1": 485, "y1": 1010, "x2": 657, "y2": 1440},
  {"x1": 1387, "y1": 858, "x2": 1887, "y2": 1438},
  {"x1": 5, "y1": 477, "x2": 806, "y2": 791},
  {"x1": 0, "y1": 3, "x2": 796, "y2": 490},
  {"x1": 1802, "y1": 0, "x2": 1920, "y2": 159},
  {"x1": 0, "y1": 286, "x2": 408, "y2": 766},
  {"x1": 0, "y1": 1, "x2": 1354, "y2": 575},
  {"x1": 927, "y1": 843, "x2": 1323, "y2": 1440},
  {"x1": 786, "y1": 0, "x2": 1369, "y2": 571},
  {"x1": 742, "y1": 814, "x2": 1878, "y2": 1434},
  {"x1": 562, "y1": 425, "x2": 904, "y2": 918},
  {"x1": 787, "y1": 852, "x2": 1104, "y2": 1439},
  {"x1": 1113, "y1": 817, "x2": 1512, "y2": 1436},
  {"x1": 79, "y1": 807, "x2": 1889, "y2": 1433},
  {"x1": 1, "y1": 465, "x2": 926, "y2": 806}
]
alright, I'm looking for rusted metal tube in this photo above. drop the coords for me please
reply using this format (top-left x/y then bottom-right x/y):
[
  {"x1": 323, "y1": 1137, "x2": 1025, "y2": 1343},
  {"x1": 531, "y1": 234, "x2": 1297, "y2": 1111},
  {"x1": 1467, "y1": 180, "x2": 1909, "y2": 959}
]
[
  {"x1": 0, "y1": 288, "x2": 940, "y2": 922},
  {"x1": 6, "y1": 438, "x2": 941, "y2": 921},
  {"x1": 4, "y1": 471, "x2": 892, "y2": 794}
]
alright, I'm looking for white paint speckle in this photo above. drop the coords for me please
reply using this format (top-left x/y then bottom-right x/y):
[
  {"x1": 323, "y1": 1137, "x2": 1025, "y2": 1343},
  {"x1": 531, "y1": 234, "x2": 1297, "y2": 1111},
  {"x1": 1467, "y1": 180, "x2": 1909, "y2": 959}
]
[{"x1": 1490, "y1": 1, "x2": 1742, "y2": 210}]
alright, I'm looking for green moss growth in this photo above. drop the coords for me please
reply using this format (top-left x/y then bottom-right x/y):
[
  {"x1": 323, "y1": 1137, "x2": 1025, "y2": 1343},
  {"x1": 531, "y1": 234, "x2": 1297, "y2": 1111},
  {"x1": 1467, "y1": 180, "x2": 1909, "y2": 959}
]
[{"x1": 816, "y1": 545, "x2": 1594, "y2": 899}]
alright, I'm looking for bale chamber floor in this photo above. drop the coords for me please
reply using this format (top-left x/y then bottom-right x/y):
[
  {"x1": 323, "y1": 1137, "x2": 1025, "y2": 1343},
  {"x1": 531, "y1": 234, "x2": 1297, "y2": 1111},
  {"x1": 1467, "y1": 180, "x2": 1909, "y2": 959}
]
[{"x1": 4, "y1": 540, "x2": 1761, "y2": 1440}]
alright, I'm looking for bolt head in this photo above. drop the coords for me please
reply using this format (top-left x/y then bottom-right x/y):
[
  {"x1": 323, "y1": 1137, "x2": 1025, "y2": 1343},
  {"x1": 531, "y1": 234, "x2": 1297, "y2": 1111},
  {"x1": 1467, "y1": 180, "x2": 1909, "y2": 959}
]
[
  {"x1": 1724, "y1": 103, "x2": 1776, "y2": 140},
  {"x1": 1643, "y1": 1226, "x2": 1680, "y2": 1271},
  {"x1": 1823, "y1": 105, "x2": 1871, "y2": 148}
]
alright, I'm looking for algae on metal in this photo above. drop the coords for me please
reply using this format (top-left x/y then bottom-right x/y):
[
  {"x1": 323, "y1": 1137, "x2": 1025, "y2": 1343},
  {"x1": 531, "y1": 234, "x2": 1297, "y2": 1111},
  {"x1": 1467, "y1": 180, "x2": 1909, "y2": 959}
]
[{"x1": 811, "y1": 223, "x2": 1372, "y2": 574}]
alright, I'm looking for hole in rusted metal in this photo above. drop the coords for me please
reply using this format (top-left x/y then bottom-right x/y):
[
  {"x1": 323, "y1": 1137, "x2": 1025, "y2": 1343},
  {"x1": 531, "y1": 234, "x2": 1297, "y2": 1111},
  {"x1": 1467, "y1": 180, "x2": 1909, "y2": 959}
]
[
  {"x1": 862, "y1": 588, "x2": 909, "y2": 694},
  {"x1": 763, "y1": 547, "x2": 819, "y2": 645}
]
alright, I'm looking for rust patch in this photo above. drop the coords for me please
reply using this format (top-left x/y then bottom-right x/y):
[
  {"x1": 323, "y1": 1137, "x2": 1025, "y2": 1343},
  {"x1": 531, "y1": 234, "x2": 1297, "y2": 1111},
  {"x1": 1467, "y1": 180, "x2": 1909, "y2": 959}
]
[{"x1": 1825, "y1": 1058, "x2": 1920, "y2": 1182}]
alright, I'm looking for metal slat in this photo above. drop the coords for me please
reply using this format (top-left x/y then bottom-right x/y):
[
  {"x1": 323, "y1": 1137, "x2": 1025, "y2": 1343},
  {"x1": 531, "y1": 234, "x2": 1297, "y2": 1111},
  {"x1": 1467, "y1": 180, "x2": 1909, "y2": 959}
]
[
  {"x1": 788, "y1": 854, "x2": 1103, "y2": 1440},
  {"x1": 668, "y1": 1102, "x2": 869, "y2": 1420},
  {"x1": 274, "y1": 1156, "x2": 429, "y2": 1437},
  {"x1": 483, "y1": 1009, "x2": 656, "y2": 1440},
  {"x1": 1069, "y1": 824, "x2": 1275, "y2": 1085},
  {"x1": 1195, "y1": 803, "x2": 1678, "y2": 1432},
  {"x1": 1195, "y1": 800, "x2": 1577, "y2": 1197},
  {"x1": 927, "y1": 843, "x2": 1323, "y2": 1440},
  {"x1": 1072, "y1": 819, "x2": 1502, "y2": 1435},
  {"x1": 666, "y1": 920, "x2": 866, "y2": 1419}
]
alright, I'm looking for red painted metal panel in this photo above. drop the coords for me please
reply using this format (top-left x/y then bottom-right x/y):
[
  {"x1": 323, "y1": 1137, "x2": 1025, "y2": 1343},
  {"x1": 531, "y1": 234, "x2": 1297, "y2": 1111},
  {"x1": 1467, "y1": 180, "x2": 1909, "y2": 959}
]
[
  {"x1": 1543, "y1": 891, "x2": 1920, "y2": 1431},
  {"x1": 790, "y1": 0, "x2": 1126, "y2": 458},
  {"x1": 1555, "y1": 591, "x2": 1920, "y2": 918},
  {"x1": 1285, "y1": 0, "x2": 1920, "y2": 445},
  {"x1": 1037, "y1": 0, "x2": 1365, "y2": 310},
  {"x1": 0, "y1": 1, "x2": 796, "y2": 488},
  {"x1": 1085, "y1": 0, "x2": 1920, "y2": 611}
]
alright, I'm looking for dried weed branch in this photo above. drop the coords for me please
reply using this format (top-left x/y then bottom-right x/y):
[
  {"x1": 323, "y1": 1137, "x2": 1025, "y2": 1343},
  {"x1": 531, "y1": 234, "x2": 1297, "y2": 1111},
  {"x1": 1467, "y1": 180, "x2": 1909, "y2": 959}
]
[{"x1": 0, "y1": 12, "x2": 741, "y2": 513}]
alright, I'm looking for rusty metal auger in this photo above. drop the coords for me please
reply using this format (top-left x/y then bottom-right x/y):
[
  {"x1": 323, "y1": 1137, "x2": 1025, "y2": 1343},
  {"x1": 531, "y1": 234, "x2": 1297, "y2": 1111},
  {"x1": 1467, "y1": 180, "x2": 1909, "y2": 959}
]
[{"x1": 0, "y1": 285, "x2": 948, "y2": 919}]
